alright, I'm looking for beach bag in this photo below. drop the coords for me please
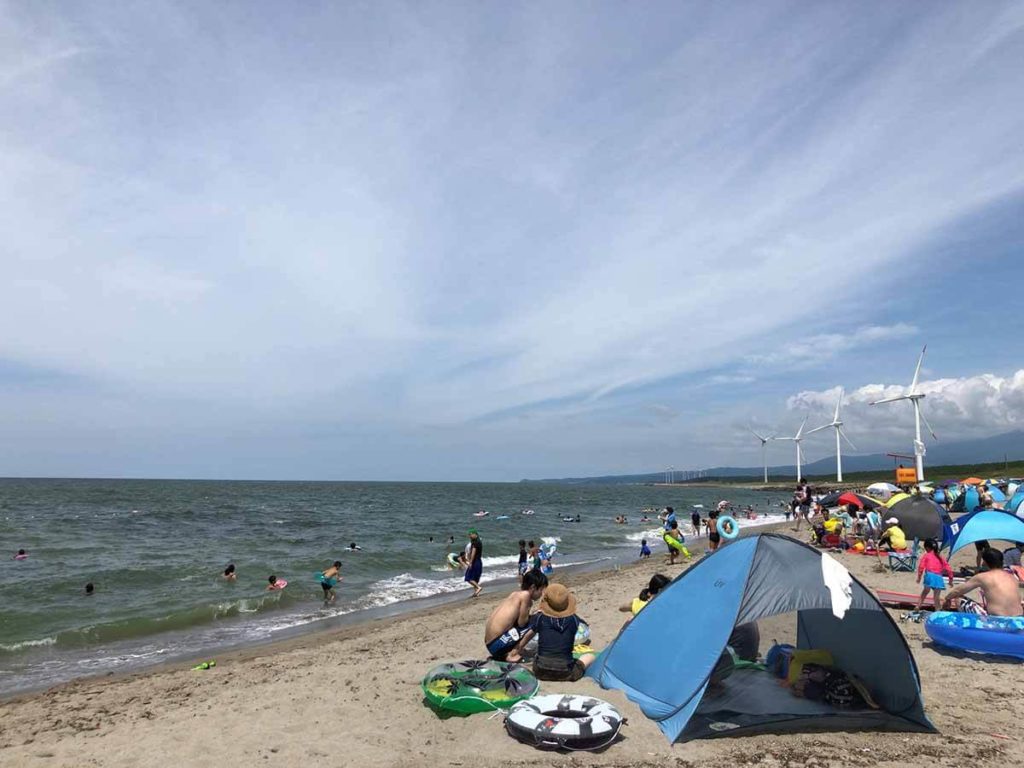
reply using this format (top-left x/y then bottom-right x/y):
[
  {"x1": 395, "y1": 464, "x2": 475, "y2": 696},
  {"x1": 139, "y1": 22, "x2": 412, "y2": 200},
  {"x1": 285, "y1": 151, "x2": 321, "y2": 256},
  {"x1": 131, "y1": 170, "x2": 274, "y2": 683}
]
[{"x1": 765, "y1": 643, "x2": 795, "y2": 679}]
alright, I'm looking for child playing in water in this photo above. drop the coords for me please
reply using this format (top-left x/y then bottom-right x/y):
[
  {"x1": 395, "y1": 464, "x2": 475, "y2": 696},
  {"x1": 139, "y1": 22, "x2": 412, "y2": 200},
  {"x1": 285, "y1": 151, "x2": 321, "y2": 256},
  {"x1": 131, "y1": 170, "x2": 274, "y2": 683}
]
[
  {"x1": 223, "y1": 563, "x2": 237, "y2": 581},
  {"x1": 639, "y1": 539, "x2": 651, "y2": 559},
  {"x1": 320, "y1": 561, "x2": 342, "y2": 603},
  {"x1": 916, "y1": 538, "x2": 953, "y2": 611},
  {"x1": 266, "y1": 575, "x2": 286, "y2": 591}
]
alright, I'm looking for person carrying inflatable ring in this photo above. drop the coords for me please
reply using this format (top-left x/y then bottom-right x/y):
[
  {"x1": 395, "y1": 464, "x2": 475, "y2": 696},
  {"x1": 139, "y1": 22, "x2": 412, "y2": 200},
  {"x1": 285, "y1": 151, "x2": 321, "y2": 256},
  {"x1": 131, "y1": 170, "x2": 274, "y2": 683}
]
[
  {"x1": 663, "y1": 520, "x2": 691, "y2": 565},
  {"x1": 717, "y1": 515, "x2": 739, "y2": 541}
]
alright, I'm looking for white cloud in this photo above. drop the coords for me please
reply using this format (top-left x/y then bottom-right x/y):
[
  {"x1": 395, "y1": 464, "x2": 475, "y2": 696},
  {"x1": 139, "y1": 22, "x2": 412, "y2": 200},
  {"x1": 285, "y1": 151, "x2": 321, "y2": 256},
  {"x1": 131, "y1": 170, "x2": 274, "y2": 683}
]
[{"x1": 787, "y1": 370, "x2": 1024, "y2": 448}]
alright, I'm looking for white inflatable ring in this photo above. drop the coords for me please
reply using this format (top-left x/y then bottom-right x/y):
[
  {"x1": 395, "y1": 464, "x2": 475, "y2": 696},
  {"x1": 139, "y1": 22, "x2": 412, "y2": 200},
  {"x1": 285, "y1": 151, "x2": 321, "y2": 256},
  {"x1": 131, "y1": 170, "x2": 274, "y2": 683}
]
[
  {"x1": 716, "y1": 515, "x2": 739, "y2": 540},
  {"x1": 505, "y1": 694, "x2": 624, "y2": 751}
]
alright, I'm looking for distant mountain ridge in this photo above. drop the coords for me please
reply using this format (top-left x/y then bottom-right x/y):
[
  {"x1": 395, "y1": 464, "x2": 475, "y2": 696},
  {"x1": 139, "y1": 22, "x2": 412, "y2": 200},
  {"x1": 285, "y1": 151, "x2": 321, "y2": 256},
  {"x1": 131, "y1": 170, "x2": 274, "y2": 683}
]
[{"x1": 522, "y1": 430, "x2": 1024, "y2": 484}]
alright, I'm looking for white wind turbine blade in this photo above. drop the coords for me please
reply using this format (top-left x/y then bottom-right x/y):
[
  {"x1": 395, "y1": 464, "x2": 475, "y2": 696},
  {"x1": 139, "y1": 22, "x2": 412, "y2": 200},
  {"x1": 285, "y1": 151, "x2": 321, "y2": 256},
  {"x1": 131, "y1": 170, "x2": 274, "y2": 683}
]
[
  {"x1": 805, "y1": 424, "x2": 831, "y2": 436},
  {"x1": 870, "y1": 393, "x2": 911, "y2": 406},
  {"x1": 919, "y1": 406, "x2": 938, "y2": 441},
  {"x1": 795, "y1": 417, "x2": 807, "y2": 440},
  {"x1": 748, "y1": 426, "x2": 769, "y2": 443},
  {"x1": 833, "y1": 387, "x2": 843, "y2": 423},
  {"x1": 839, "y1": 427, "x2": 857, "y2": 451},
  {"x1": 910, "y1": 345, "x2": 927, "y2": 393}
]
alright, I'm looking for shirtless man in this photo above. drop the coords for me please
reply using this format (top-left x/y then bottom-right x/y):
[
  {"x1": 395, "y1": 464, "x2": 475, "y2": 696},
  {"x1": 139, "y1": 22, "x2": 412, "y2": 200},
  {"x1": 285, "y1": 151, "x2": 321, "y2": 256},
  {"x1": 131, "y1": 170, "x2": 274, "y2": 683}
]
[
  {"x1": 484, "y1": 570, "x2": 548, "y2": 661},
  {"x1": 942, "y1": 548, "x2": 1023, "y2": 617}
]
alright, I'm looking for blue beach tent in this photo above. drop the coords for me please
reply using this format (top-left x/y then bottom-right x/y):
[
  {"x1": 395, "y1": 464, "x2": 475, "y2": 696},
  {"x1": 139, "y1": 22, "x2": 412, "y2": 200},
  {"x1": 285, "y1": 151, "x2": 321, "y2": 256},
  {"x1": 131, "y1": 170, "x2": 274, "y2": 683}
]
[
  {"x1": 951, "y1": 486, "x2": 981, "y2": 515},
  {"x1": 587, "y1": 534, "x2": 934, "y2": 742},
  {"x1": 1007, "y1": 490, "x2": 1024, "y2": 517},
  {"x1": 946, "y1": 510, "x2": 1024, "y2": 556}
]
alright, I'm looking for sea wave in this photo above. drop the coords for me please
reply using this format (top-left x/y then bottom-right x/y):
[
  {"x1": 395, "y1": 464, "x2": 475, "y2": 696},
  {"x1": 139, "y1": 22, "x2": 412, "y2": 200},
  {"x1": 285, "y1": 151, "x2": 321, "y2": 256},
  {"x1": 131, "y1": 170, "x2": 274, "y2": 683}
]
[{"x1": 0, "y1": 591, "x2": 298, "y2": 655}]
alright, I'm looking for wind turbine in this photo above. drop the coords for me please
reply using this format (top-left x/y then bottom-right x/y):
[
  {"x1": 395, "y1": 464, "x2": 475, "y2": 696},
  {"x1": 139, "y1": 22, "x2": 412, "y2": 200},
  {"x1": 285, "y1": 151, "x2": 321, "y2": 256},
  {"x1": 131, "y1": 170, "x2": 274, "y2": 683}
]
[
  {"x1": 806, "y1": 388, "x2": 856, "y2": 483},
  {"x1": 747, "y1": 427, "x2": 775, "y2": 484},
  {"x1": 869, "y1": 345, "x2": 937, "y2": 482},
  {"x1": 773, "y1": 418, "x2": 808, "y2": 481}
]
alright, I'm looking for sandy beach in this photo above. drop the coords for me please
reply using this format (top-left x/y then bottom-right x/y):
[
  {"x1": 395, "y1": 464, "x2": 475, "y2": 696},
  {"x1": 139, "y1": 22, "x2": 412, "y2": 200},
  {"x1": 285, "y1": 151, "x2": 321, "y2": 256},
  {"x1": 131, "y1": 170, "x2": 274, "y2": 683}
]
[{"x1": 2, "y1": 523, "x2": 1022, "y2": 768}]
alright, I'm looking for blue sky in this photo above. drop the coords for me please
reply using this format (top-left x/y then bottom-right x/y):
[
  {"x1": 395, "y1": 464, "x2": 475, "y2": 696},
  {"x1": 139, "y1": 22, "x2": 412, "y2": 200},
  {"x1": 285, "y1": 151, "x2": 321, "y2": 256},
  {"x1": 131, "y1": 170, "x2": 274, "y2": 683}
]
[{"x1": 2, "y1": 2, "x2": 1024, "y2": 480}]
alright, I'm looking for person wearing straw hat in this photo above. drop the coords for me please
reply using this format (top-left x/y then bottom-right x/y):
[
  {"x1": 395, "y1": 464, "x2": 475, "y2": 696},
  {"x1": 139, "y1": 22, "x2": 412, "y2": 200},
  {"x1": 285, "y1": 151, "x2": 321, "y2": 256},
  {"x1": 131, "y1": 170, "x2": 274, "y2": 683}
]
[{"x1": 513, "y1": 583, "x2": 596, "y2": 681}]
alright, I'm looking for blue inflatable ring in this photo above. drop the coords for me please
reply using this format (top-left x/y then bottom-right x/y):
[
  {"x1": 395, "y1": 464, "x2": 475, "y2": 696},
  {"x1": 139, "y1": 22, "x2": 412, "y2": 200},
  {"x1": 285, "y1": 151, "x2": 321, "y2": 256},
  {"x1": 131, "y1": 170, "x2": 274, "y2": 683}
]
[
  {"x1": 716, "y1": 515, "x2": 739, "y2": 540},
  {"x1": 925, "y1": 611, "x2": 1024, "y2": 659}
]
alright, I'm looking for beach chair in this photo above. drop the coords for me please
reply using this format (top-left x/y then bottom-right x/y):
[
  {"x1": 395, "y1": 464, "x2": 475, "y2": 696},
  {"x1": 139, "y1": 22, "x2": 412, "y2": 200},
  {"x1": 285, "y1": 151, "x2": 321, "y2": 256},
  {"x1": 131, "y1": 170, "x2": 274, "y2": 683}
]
[{"x1": 888, "y1": 538, "x2": 919, "y2": 573}]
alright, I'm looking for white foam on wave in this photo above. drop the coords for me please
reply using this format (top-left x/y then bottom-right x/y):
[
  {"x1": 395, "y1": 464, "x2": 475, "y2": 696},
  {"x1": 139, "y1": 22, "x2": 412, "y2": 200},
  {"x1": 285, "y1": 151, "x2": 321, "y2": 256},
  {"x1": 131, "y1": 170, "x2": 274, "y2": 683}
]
[{"x1": 0, "y1": 636, "x2": 57, "y2": 653}]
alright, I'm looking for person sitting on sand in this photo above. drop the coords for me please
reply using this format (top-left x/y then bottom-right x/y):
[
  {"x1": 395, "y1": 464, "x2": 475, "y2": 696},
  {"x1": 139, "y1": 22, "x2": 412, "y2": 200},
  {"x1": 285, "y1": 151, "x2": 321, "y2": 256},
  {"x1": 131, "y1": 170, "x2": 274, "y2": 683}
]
[
  {"x1": 513, "y1": 583, "x2": 597, "y2": 682},
  {"x1": 223, "y1": 563, "x2": 237, "y2": 581},
  {"x1": 639, "y1": 539, "x2": 651, "y2": 559},
  {"x1": 1003, "y1": 542, "x2": 1023, "y2": 569},
  {"x1": 619, "y1": 573, "x2": 670, "y2": 618},
  {"x1": 915, "y1": 539, "x2": 954, "y2": 611},
  {"x1": 266, "y1": 574, "x2": 286, "y2": 591},
  {"x1": 943, "y1": 548, "x2": 1023, "y2": 617},
  {"x1": 978, "y1": 485, "x2": 995, "y2": 509},
  {"x1": 484, "y1": 570, "x2": 548, "y2": 662},
  {"x1": 320, "y1": 561, "x2": 342, "y2": 603},
  {"x1": 878, "y1": 518, "x2": 906, "y2": 552}
]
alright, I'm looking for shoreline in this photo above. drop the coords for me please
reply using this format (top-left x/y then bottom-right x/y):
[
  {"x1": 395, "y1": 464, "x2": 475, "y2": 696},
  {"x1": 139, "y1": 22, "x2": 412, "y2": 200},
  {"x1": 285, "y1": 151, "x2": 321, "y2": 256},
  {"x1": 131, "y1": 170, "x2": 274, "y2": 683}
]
[
  {"x1": 2, "y1": 520, "x2": 1022, "y2": 767},
  {"x1": 2, "y1": 521, "x2": 1023, "y2": 767},
  {"x1": 1, "y1": 505, "x2": 789, "y2": 698}
]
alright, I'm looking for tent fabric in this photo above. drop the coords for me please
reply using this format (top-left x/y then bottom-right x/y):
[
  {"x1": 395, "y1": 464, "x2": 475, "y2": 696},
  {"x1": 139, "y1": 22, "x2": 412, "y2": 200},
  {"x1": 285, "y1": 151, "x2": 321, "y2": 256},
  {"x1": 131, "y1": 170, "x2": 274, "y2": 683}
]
[
  {"x1": 951, "y1": 487, "x2": 980, "y2": 515},
  {"x1": 587, "y1": 534, "x2": 934, "y2": 742},
  {"x1": 1007, "y1": 491, "x2": 1024, "y2": 517},
  {"x1": 987, "y1": 486, "x2": 1007, "y2": 503},
  {"x1": 948, "y1": 511, "x2": 1024, "y2": 555},
  {"x1": 885, "y1": 492, "x2": 911, "y2": 508},
  {"x1": 885, "y1": 496, "x2": 951, "y2": 543}
]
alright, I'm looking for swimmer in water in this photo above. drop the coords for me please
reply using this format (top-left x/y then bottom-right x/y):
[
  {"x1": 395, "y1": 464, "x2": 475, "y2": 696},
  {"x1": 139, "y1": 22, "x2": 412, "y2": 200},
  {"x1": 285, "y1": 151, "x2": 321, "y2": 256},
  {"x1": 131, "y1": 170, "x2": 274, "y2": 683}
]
[
  {"x1": 347, "y1": 542, "x2": 362, "y2": 552},
  {"x1": 320, "y1": 561, "x2": 342, "y2": 603},
  {"x1": 223, "y1": 563, "x2": 237, "y2": 581},
  {"x1": 14, "y1": 548, "x2": 28, "y2": 560},
  {"x1": 266, "y1": 574, "x2": 285, "y2": 591},
  {"x1": 85, "y1": 582, "x2": 95, "y2": 595}
]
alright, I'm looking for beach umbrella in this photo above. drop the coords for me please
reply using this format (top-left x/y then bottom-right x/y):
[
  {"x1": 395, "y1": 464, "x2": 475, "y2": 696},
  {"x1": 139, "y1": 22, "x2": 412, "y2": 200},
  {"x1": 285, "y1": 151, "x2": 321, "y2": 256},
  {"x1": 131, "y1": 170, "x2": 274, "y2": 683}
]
[
  {"x1": 817, "y1": 491, "x2": 844, "y2": 507},
  {"x1": 885, "y1": 492, "x2": 911, "y2": 508},
  {"x1": 962, "y1": 477, "x2": 984, "y2": 485},
  {"x1": 866, "y1": 482, "x2": 900, "y2": 500},
  {"x1": 885, "y1": 496, "x2": 951, "y2": 543},
  {"x1": 836, "y1": 492, "x2": 879, "y2": 510},
  {"x1": 947, "y1": 510, "x2": 1024, "y2": 555}
]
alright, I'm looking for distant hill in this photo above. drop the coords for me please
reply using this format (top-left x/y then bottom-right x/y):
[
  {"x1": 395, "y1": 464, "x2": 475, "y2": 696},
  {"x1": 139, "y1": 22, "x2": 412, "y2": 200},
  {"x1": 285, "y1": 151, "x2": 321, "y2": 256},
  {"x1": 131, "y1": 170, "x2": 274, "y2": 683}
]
[{"x1": 522, "y1": 430, "x2": 1024, "y2": 484}]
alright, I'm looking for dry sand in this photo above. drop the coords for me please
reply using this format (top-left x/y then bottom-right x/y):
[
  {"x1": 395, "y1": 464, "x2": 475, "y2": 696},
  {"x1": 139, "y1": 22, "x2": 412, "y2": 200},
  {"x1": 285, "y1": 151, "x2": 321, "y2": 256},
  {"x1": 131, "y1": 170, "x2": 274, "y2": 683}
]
[{"x1": 2, "y1": 524, "x2": 1022, "y2": 768}]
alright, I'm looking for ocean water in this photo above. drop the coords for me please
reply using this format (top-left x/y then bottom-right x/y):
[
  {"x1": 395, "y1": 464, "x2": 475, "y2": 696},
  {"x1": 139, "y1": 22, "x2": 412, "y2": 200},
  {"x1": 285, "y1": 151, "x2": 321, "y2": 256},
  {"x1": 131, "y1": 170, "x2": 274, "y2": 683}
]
[{"x1": 0, "y1": 479, "x2": 785, "y2": 693}]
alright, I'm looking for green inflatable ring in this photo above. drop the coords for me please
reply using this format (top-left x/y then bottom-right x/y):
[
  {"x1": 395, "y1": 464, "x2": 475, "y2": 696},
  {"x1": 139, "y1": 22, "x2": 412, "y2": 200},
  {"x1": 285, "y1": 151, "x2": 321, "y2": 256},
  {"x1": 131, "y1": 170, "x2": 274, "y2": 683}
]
[{"x1": 421, "y1": 660, "x2": 539, "y2": 714}]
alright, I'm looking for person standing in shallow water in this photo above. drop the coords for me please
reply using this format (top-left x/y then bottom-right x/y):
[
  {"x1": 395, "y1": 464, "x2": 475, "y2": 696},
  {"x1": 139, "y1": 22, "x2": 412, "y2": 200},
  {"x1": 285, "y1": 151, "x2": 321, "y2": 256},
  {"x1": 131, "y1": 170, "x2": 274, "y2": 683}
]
[{"x1": 465, "y1": 530, "x2": 483, "y2": 597}]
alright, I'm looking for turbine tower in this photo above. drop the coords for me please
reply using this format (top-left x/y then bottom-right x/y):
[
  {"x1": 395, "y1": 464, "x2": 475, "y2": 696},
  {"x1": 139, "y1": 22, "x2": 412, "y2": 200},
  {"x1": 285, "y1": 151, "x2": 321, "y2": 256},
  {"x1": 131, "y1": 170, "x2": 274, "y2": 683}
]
[
  {"x1": 869, "y1": 345, "x2": 937, "y2": 482},
  {"x1": 747, "y1": 427, "x2": 774, "y2": 484},
  {"x1": 806, "y1": 388, "x2": 856, "y2": 483},
  {"x1": 774, "y1": 418, "x2": 808, "y2": 481}
]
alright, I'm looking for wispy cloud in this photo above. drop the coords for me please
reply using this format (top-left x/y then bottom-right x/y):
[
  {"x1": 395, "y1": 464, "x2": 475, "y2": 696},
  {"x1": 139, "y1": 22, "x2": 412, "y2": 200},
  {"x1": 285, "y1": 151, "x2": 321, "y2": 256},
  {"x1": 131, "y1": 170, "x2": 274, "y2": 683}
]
[
  {"x1": 748, "y1": 324, "x2": 919, "y2": 368},
  {"x1": 0, "y1": 3, "x2": 1022, "y2": 478}
]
